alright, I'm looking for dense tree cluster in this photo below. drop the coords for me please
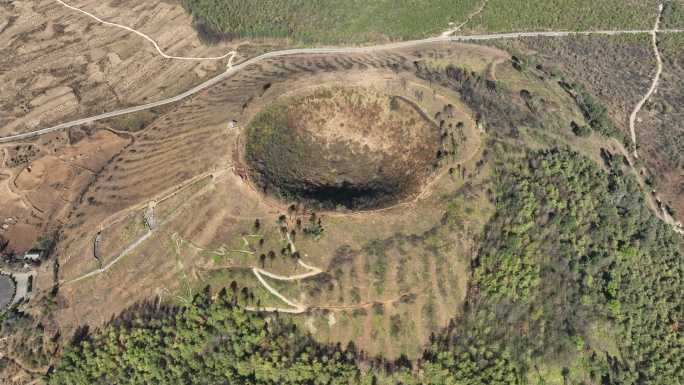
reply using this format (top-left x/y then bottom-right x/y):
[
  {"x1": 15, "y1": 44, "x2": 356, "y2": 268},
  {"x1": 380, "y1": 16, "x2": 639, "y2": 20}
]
[
  {"x1": 472, "y1": 148, "x2": 683, "y2": 384},
  {"x1": 561, "y1": 82, "x2": 621, "y2": 139},
  {"x1": 48, "y1": 289, "x2": 361, "y2": 385}
]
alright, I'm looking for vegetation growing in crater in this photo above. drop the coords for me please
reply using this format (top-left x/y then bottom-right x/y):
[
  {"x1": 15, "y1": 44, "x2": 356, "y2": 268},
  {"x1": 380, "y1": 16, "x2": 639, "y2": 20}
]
[{"x1": 245, "y1": 87, "x2": 439, "y2": 209}]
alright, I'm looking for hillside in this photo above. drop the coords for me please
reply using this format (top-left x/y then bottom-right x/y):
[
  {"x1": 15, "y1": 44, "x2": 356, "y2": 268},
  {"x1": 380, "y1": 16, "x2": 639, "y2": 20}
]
[{"x1": 0, "y1": 2, "x2": 682, "y2": 385}]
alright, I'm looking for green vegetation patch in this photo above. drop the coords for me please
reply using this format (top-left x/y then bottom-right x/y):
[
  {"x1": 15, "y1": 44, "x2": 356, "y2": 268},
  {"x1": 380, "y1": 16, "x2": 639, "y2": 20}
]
[
  {"x1": 663, "y1": 0, "x2": 684, "y2": 29},
  {"x1": 48, "y1": 292, "x2": 361, "y2": 385},
  {"x1": 181, "y1": 0, "x2": 479, "y2": 44},
  {"x1": 46, "y1": 148, "x2": 683, "y2": 385},
  {"x1": 468, "y1": 0, "x2": 660, "y2": 32},
  {"x1": 468, "y1": 147, "x2": 683, "y2": 384}
]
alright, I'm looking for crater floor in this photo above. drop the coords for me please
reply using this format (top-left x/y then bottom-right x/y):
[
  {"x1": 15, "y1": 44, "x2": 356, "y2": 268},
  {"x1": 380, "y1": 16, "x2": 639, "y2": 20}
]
[{"x1": 245, "y1": 87, "x2": 440, "y2": 209}]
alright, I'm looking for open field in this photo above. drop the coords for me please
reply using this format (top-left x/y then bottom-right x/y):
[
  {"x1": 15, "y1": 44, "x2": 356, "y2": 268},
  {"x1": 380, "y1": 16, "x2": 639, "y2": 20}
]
[{"x1": 0, "y1": 128, "x2": 130, "y2": 254}]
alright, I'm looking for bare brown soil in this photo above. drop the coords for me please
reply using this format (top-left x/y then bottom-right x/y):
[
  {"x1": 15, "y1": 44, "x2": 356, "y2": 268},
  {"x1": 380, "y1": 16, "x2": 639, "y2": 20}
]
[
  {"x1": 0, "y1": 0, "x2": 245, "y2": 137},
  {"x1": 245, "y1": 87, "x2": 441, "y2": 209},
  {"x1": 0, "y1": 129, "x2": 129, "y2": 254}
]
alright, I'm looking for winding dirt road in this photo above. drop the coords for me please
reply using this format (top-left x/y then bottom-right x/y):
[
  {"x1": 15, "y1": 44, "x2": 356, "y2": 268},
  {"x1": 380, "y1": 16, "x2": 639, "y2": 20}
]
[
  {"x1": 54, "y1": 0, "x2": 237, "y2": 61},
  {"x1": 247, "y1": 259, "x2": 322, "y2": 314},
  {"x1": 62, "y1": 167, "x2": 233, "y2": 286},
  {"x1": 629, "y1": 4, "x2": 664, "y2": 160}
]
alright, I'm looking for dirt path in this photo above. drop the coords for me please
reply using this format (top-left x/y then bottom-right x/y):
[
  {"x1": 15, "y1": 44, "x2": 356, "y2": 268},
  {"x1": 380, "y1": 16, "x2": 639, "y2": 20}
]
[
  {"x1": 62, "y1": 166, "x2": 234, "y2": 286},
  {"x1": 53, "y1": 0, "x2": 237, "y2": 62},
  {"x1": 247, "y1": 258, "x2": 321, "y2": 314},
  {"x1": 441, "y1": 0, "x2": 489, "y2": 36},
  {"x1": 246, "y1": 232, "x2": 323, "y2": 313},
  {"x1": 312, "y1": 291, "x2": 418, "y2": 311},
  {"x1": 622, "y1": 4, "x2": 683, "y2": 235},
  {"x1": 62, "y1": 229, "x2": 153, "y2": 286},
  {"x1": 611, "y1": 138, "x2": 684, "y2": 235},
  {"x1": 629, "y1": 3, "x2": 664, "y2": 159}
]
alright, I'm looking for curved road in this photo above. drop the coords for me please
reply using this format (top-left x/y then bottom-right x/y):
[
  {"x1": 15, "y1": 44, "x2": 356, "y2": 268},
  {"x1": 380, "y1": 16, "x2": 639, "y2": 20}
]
[
  {"x1": 629, "y1": 4, "x2": 664, "y2": 159},
  {"x1": 2, "y1": 29, "x2": 684, "y2": 144},
  {"x1": 54, "y1": 0, "x2": 237, "y2": 61}
]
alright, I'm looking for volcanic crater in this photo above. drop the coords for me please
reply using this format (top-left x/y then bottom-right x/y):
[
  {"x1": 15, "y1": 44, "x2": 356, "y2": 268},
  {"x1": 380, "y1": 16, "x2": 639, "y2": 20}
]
[{"x1": 244, "y1": 87, "x2": 441, "y2": 209}]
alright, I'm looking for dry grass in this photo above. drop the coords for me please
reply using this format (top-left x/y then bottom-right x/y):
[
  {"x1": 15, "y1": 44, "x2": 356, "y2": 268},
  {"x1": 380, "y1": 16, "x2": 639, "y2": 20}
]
[
  {"x1": 0, "y1": 0, "x2": 243, "y2": 136},
  {"x1": 636, "y1": 34, "x2": 684, "y2": 223},
  {"x1": 489, "y1": 34, "x2": 655, "y2": 137},
  {"x1": 25, "y1": 42, "x2": 635, "y2": 361}
]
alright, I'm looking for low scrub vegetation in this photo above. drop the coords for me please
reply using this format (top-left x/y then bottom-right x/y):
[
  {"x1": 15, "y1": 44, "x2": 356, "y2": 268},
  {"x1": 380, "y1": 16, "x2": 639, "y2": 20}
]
[
  {"x1": 564, "y1": 82, "x2": 622, "y2": 139},
  {"x1": 468, "y1": 0, "x2": 659, "y2": 32},
  {"x1": 663, "y1": 0, "x2": 684, "y2": 29},
  {"x1": 180, "y1": 0, "x2": 479, "y2": 43}
]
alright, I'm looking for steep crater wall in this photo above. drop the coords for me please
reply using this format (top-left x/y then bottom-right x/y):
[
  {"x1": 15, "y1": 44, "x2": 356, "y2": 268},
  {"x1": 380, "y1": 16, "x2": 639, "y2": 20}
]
[{"x1": 245, "y1": 87, "x2": 440, "y2": 209}]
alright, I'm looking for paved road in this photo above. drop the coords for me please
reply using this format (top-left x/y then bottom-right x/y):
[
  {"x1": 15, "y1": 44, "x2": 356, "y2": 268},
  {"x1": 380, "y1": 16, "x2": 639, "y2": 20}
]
[{"x1": 2, "y1": 28, "x2": 683, "y2": 144}]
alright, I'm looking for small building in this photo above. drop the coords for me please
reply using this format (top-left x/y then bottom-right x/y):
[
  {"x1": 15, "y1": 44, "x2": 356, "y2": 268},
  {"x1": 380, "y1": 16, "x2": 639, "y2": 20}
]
[{"x1": 22, "y1": 249, "x2": 44, "y2": 262}]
